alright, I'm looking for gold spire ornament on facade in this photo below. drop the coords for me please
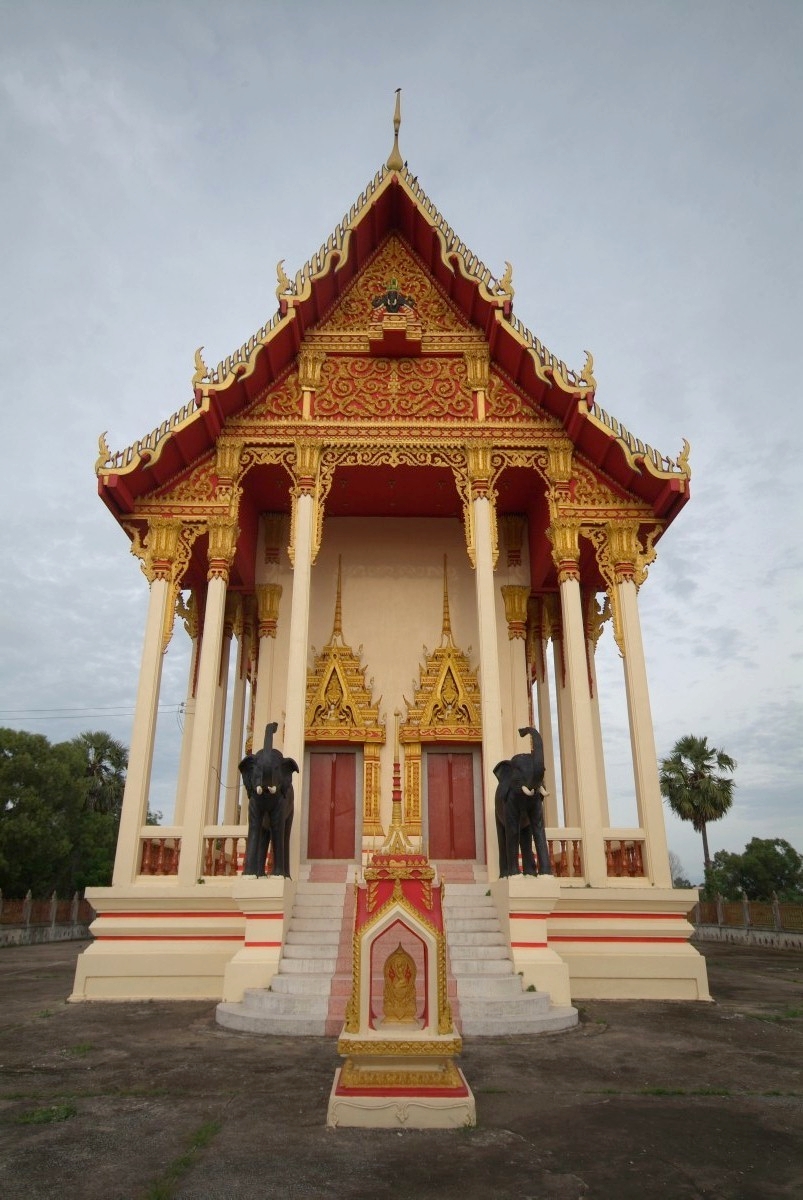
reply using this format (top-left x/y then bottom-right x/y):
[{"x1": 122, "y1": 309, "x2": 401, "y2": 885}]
[
  {"x1": 386, "y1": 88, "x2": 404, "y2": 172},
  {"x1": 192, "y1": 347, "x2": 210, "y2": 388}
]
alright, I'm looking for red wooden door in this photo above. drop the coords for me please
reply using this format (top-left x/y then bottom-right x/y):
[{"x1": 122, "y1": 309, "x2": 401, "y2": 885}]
[
  {"x1": 427, "y1": 752, "x2": 476, "y2": 859},
  {"x1": 307, "y1": 751, "x2": 357, "y2": 859}
]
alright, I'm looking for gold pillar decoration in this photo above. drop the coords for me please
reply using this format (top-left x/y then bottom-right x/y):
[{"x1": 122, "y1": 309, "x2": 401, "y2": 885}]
[
  {"x1": 544, "y1": 442, "x2": 574, "y2": 512},
  {"x1": 256, "y1": 583, "x2": 282, "y2": 639},
  {"x1": 132, "y1": 519, "x2": 200, "y2": 652},
  {"x1": 207, "y1": 517, "x2": 238, "y2": 582},
  {"x1": 501, "y1": 515, "x2": 525, "y2": 568},
  {"x1": 547, "y1": 519, "x2": 581, "y2": 584},
  {"x1": 386, "y1": 87, "x2": 403, "y2": 171},
  {"x1": 215, "y1": 439, "x2": 243, "y2": 484},
  {"x1": 501, "y1": 584, "x2": 529, "y2": 640},
  {"x1": 263, "y1": 512, "x2": 286, "y2": 565},
  {"x1": 464, "y1": 345, "x2": 490, "y2": 420},
  {"x1": 141, "y1": 517, "x2": 182, "y2": 582},
  {"x1": 364, "y1": 743, "x2": 383, "y2": 838},
  {"x1": 463, "y1": 442, "x2": 499, "y2": 568},
  {"x1": 305, "y1": 558, "x2": 386, "y2": 841},
  {"x1": 298, "y1": 345, "x2": 327, "y2": 420},
  {"x1": 403, "y1": 742, "x2": 422, "y2": 836},
  {"x1": 586, "y1": 522, "x2": 659, "y2": 657},
  {"x1": 288, "y1": 439, "x2": 325, "y2": 565}
]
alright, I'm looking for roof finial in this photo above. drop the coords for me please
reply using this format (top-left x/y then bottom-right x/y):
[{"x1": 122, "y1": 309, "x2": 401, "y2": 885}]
[
  {"x1": 386, "y1": 88, "x2": 404, "y2": 172},
  {"x1": 441, "y1": 555, "x2": 454, "y2": 648},
  {"x1": 331, "y1": 555, "x2": 344, "y2": 644}
]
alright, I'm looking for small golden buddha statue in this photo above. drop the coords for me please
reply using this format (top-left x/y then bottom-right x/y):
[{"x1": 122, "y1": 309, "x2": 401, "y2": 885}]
[{"x1": 382, "y1": 943, "x2": 417, "y2": 1024}]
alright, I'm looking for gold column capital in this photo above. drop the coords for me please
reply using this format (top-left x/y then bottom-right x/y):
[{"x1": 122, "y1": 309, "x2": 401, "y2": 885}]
[
  {"x1": 463, "y1": 345, "x2": 490, "y2": 391},
  {"x1": 297, "y1": 345, "x2": 327, "y2": 390},
  {"x1": 465, "y1": 442, "x2": 493, "y2": 498},
  {"x1": 215, "y1": 439, "x2": 243, "y2": 484},
  {"x1": 548, "y1": 519, "x2": 581, "y2": 583},
  {"x1": 544, "y1": 443, "x2": 574, "y2": 487},
  {"x1": 142, "y1": 517, "x2": 182, "y2": 582},
  {"x1": 501, "y1": 585, "x2": 530, "y2": 640},
  {"x1": 500, "y1": 515, "x2": 525, "y2": 568},
  {"x1": 256, "y1": 583, "x2": 283, "y2": 638},
  {"x1": 292, "y1": 440, "x2": 322, "y2": 495},
  {"x1": 207, "y1": 517, "x2": 238, "y2": 581}
]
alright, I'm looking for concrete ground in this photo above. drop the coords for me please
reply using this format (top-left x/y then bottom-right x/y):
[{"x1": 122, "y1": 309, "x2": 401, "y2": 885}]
[{"x1": 0, "y1": 940, "x2": 801, "y2": 1200}]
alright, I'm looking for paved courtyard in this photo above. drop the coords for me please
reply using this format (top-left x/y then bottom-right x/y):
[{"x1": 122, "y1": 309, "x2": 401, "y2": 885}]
[{"x1": 0, "y1": 939, "x2": 801, "y2": 1199}]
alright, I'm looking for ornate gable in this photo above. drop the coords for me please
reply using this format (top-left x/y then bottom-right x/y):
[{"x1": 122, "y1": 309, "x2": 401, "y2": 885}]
[
  {"x1": 316, "y1": 235, "x2": 470, "y2": 335},
  {"x1": 305, "y1": 560, "x2": 384, "y2": 745}
]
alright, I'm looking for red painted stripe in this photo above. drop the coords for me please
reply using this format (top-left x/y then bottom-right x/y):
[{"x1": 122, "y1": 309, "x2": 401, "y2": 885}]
[
  {"x1": 246, "y1": 913, "x2": 283, "y2": 921},
  {"x1": 548, "y1": 935, "x2": 688, "y2": 944},
  {"x1": 511, "y1": 941, "x2": 548, "y2": 949},
  {"x1": 244, "y1": 940, "x2": 282, "y2": 948},
  {"x1": 94, "y1": 934, "x2": 243, "y2": 942}
]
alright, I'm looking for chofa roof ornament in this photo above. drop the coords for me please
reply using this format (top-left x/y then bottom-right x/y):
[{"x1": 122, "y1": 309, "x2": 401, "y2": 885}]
[{"x1": 386, "y1": 88, "x2": 403, "y2": 172}]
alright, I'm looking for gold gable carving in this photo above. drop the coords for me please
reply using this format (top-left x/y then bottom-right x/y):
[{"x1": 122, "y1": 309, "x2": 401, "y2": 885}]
[
  {"x1": 402, "y1": 641, "x2": 482, "y2": 744},
  {"x1": 305, "y1": 560, "x2": 385, "y2": 836},
  {"x1": 399, "y1": 560, "x2": 481, "y2": 835},
  {"x1": 317, "y1": 235, "x2": 470, "y2": 334}
]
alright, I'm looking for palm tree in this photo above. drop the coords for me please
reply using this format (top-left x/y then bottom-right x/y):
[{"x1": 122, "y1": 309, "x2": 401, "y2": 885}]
[
  {"x1": 659, "y1": 734, "x2": 736, "y2": 869},
  {"x1": 71, "y1": 731, "x2": 128, "y2": 816}
]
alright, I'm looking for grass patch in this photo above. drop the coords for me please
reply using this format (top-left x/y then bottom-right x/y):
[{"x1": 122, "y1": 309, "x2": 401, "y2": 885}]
[
  {"x1": 751, "y1": 1006, "x2": 803, "y2": 1024},
  {"x1": 143, "y1": 1119, "x2": 221, "y2": 1200},
  {"x1": 36, "y1": 1009, "x2": 54, "y2": 1019},
  {"x1": 14, "y1": 1104, "x2": 76, "y2": 1125},
  {"x1": 66, "y1": 1043, "x2": 94, "y2": 1057}
]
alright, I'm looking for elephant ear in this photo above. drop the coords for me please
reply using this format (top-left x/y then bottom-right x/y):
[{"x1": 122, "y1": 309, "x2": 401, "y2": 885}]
[
  {"x1": 284, "y1": 757, "x2": 300, "y2": 775},
  {"x1": 238, "y1": 754, "x2": 256, "y2": 778},
  {"x1": 493, "y1": 760, "x2": 511, "y2": 781}
]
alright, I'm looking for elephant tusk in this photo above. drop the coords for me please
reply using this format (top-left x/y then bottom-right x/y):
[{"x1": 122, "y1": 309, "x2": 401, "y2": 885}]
[
  {"x1": 521, "y1": 786, "x2": 535, "y2": 797},
  {"x1": 256, "y1": 786, "x2": 263, "y2": 795},
  {"x1": 267, "y1": 786, "x2": 277, "y2": 795}
]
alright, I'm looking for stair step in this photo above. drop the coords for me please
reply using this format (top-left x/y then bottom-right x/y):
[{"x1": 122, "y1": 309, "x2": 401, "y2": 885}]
[
  {"x1": 278, "y1": 955, "x2": 337, "y2": 973},
  {"x1": 216, "y1": 1004, "x2": 327, "y2": 1036},
  {"x1": 454, "y1": 974, "x2": 527, "y2": 998},
  {"x1": 282, "y1": 943, "x2": 340, "y2": 960},
  {"x1": 285, "y1": 930, "x2": 341, "y2": 945},
  {"x1": 269, "y1": 973, "x2": 333, "y2": 996}
]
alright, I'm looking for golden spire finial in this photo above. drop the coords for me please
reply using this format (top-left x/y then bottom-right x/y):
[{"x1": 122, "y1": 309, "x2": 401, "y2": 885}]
[
  {"x1": 386, "y1": 88, "x2": 404, "y2": 172},
  {"x1": 441, "y1": 555, "x2": 454, "y2": 648},
  {"x1": 331, "y1": 555, "x2": 344, "y2": 643}
]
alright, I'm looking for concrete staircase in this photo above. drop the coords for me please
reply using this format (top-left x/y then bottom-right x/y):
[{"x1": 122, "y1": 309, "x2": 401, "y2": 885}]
[
  {"x1": 216, "y1": 864, "x2": 577, "y2": 1038},
  {"x1": 443, "y1": 881, "x2": 577, "y2": 1036},
  {"x1": 216, "y1": 868, "x2": 354, "y2": 1036}
]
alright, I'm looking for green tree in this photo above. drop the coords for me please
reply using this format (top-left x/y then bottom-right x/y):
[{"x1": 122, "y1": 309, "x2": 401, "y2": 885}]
[
  {"x1": 71, "y1": 730, "x2": 128, "y2": 816},
  {"x1": 705, "y1": 838, "x2": 803, "y2": 902},
  {"x1": 0, "y1": 727, "x2": 129, "y2": 895},
  {"x1": 659, "y1": 734, "x2": 736, "y2": 869}
]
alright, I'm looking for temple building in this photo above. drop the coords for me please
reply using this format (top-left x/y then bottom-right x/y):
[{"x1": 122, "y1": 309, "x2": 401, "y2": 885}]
[{"x1": 72, "y1": 101, "x2": 709, "y2": 1011}]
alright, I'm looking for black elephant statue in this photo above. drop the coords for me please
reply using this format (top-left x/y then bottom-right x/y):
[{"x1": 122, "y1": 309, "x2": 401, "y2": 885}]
[
  {"x1": 493, "y1": 725, "x2": 552, "y2": 878},
  {"x1": 238, "y1": 721, "x2": 298, "y2": 878}
]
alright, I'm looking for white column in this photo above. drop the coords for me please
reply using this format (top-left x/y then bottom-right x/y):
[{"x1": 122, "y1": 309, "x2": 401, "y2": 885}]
[
  {"x1": 173, "y1": 596, "x2": 200, "y2": 826},
  {"x1": 552, "y1": 632, "x2": 578, "y2": 826},
  {"x1": 283, "y1": 477, "x2": 317, "y2": 876},
  {"x1": 501, "y1": 585, "x2": 531, "y2": 754},
  {"x1": 533, "y1": 635, "x2": 558, "y2": 828},
  {"x1": 252, "y1": 584, "x2": 282, "y2": 741},
  {"x1": 472, "y1": 496, "x2": 505, "y2": 883},
  {"x1": 587, "y1": 635, "x2": 611, "y2": 828},
  {"x1": 178, "y1": 535, "x2": 234, "y2": 884},
  {"x1": 617, "y1": 575, "x2": 672, "y2": 886},
  {"x1": 112, "y1": 575, "x2": 172, "y2": 886},
  {"x1": 205, "y1": 626, "x2": 232, "y2": 825},
  {"x1": 558, "y1": 572, "x2": 608, "y2": 886},
  {"x1": 223, "y1": 627, "x2": 249, "y2": 825}
]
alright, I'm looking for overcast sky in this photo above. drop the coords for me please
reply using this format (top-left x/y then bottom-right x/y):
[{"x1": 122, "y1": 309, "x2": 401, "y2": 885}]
[{"x1": 1, "y1": 1, "x2": 800, "y2": 883}]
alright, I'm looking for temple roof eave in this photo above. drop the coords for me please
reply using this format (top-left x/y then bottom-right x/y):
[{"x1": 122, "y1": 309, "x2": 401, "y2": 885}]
[{"x1": 95, "y1": 165, "x2": 691, "y2": 523}]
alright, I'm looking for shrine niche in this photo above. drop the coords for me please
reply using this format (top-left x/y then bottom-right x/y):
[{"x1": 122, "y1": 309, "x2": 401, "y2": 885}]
[
  {"x1": 305, "y1": 558, "x2": 385, "y2": 841},
  {"x1": 400, "y1": 559, "x2": 482, "y2": 838}
]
